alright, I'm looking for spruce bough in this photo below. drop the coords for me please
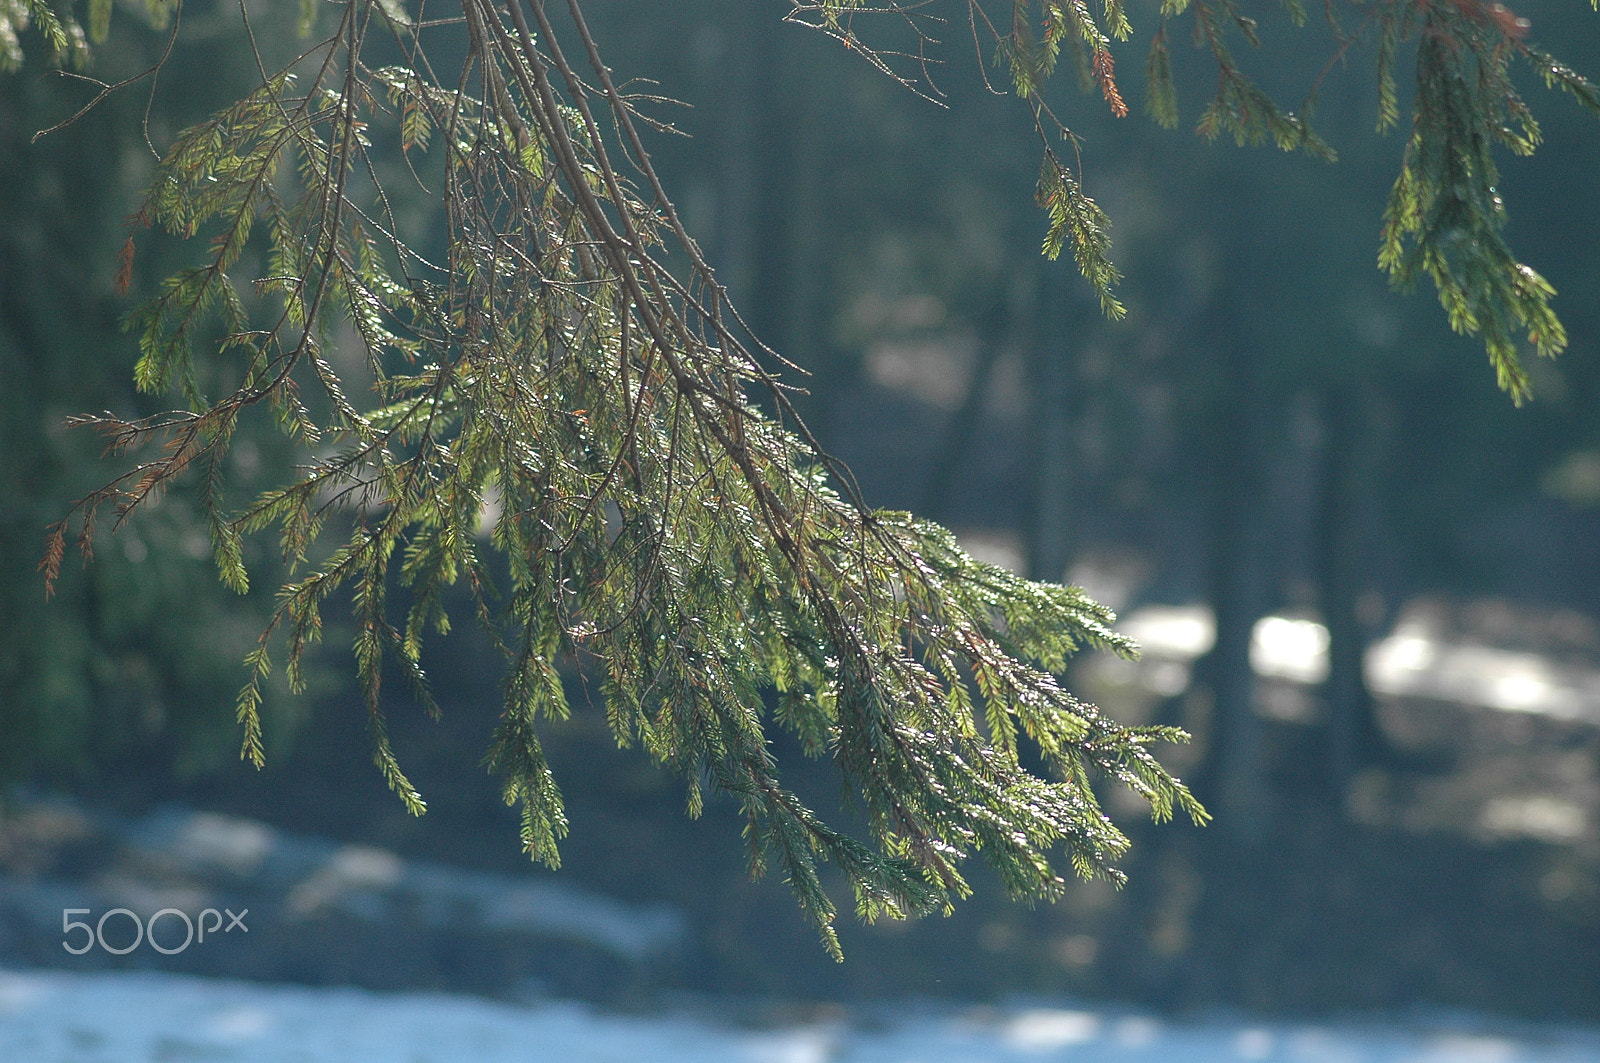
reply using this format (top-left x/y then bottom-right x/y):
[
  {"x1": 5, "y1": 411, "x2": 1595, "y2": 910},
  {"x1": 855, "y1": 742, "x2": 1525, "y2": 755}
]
[{"x1": 17, "y1": 0, "x2": 1593, "y2": 953}]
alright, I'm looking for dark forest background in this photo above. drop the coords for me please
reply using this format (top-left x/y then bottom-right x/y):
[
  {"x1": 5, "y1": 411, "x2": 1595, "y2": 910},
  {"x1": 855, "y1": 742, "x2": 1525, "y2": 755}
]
[{"x1": 3, "y1": 0, "x2": 1600, "y2": 1021}]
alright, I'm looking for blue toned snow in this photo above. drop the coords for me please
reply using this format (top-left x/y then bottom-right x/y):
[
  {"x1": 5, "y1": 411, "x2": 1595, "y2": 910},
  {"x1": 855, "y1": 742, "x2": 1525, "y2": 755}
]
[{"x1": 2, "y1": 968, "x2": 1598, "y2": 1062}]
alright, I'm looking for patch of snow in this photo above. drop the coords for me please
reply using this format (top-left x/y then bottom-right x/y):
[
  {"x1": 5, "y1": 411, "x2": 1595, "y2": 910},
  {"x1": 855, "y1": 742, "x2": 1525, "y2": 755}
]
[{"x1": 3, "y1": 968, "x2": 1600, "y2": 1063}]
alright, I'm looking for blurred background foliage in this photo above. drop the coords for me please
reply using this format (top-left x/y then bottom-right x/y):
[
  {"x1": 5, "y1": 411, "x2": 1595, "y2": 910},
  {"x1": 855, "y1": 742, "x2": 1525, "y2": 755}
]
[
  {"x1": 0, "y1": 3, "x2": 320, "y2": 789},
  {"x1": 4, "y1": 0, "x2": 1600, "y2": 1022}
]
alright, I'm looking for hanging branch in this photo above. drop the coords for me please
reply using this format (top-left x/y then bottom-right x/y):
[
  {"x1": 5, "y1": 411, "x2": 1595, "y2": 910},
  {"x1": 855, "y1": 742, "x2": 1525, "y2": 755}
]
[
  {"x1": 27, "y1": 0, "x2": 1593, "y2": 955},
  {"x1": 790, "y1": 0, "x2": 1599, "y2": 396},
  {"x1": 31, "y1": 0, "x2": 1205, "y2": 958}
]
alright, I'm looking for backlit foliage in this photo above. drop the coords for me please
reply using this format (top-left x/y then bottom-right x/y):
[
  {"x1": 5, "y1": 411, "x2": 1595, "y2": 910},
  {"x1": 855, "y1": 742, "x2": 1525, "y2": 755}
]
[
  {"x1": 793, "y1": 0, "x2": 1599, "y2": 398},
  {"x1": 33, "y1": 0, "x2": 1205, "y2": 956},
  {"x1": 25, "y1": 0, "x2": 1595, "y2": 953}
]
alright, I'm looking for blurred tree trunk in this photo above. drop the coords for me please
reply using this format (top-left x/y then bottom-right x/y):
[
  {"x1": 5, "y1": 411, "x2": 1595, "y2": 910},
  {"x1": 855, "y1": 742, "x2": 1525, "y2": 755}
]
[
  {"x1": 1316, "y1": 384, "x2": 1390, "y2": 793},
  {"x1": 716, "y1": 15, "x2": 851, "y2": 443},
  {"x1": 771, "y1": 31, "x2": 847, "y2": 439},
  {"x1": 1026, "y1": 264, "x2": 1084, "y2": 584},
  {"x1": 1193, "y1": 302, "x2": 1270, "y2": 841},
  {"x1": 711, "y1": 0, "x2": 771, "y2": 312},
  {"x1": 922, "y1": 296, "x2": 1009, "y2": 522}
]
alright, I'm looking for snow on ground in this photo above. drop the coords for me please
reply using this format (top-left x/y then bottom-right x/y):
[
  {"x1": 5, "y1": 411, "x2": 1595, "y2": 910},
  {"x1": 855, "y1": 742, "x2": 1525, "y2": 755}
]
[{"x1": 2, "y1": 968, "x2": 1598, "y2": 1062}]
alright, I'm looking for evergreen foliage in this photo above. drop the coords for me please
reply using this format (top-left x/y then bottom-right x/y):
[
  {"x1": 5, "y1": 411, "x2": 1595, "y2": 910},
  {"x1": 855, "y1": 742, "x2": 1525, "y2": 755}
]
[
  {"x1": 0, "y1": 5, "x2": 314, "y2": 788},
  {"x1": 24, "y1": 0, "x2": 1207, "y2": 956},
  {"x1": 9, "y1": 0, "x2": 1592, "y2": 952},
  {"x1": 796, "y1": 0, "x2": 1598, "y2": 400}
]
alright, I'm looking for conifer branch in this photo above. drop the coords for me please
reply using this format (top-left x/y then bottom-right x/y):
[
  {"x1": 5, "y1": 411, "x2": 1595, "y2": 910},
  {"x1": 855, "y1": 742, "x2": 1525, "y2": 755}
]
[
  {"x1": 30, "y1": 0, "x2": 1215, "y2": 953},
  {"x1": 794, "y1": 0, "x2": 1596, "y2": 398},
  {"x1": 27, "y1": 0, "x2": 1595, "y2": 953}
]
